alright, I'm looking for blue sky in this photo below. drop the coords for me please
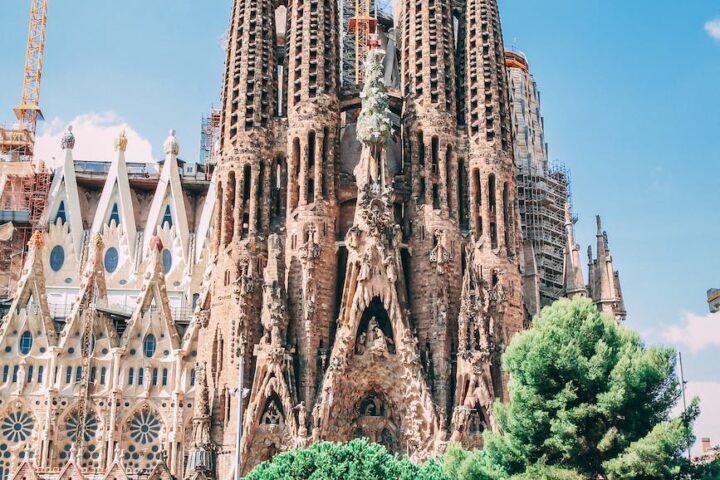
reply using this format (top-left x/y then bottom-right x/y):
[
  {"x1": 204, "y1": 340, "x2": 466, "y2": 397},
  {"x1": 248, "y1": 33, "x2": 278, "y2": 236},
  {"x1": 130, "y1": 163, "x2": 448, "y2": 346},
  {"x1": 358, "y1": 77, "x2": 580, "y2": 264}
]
[{"x1": 1, "y1": 0, "x2": 719, "y2": 450}]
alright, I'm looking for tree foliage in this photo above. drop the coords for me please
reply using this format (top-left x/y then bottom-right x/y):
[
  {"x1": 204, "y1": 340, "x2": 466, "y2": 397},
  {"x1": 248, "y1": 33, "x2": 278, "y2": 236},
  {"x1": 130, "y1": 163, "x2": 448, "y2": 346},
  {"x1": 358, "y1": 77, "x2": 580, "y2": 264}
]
[
  {"x1": 244, "y1": 438, "x2": 448, "y2": 480},
  {"x1": 478, "y1": 297, "x2": 697, "y2": 479}
]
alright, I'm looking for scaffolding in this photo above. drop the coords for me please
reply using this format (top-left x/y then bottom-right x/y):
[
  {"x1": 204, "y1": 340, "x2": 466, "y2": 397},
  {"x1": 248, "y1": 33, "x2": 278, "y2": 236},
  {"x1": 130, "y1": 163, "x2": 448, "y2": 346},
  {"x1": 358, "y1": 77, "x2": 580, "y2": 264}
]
[
  {"x1": 0, "y1": 161, "x2": 51, "y2": 304},
  {"x1": 516, "y1": 160, "x2": 570, "y2": 307},
  {"x1": 199, "y1": 109, "x2": 221, "y2": 165}
]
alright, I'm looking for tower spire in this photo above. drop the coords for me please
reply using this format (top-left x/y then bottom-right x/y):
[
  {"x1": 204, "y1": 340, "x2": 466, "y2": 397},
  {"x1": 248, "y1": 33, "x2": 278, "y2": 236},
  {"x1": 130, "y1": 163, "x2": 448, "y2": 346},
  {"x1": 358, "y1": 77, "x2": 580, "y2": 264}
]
[{"x1": 562, "y1": 203, "x2": 587, "y2": 297}]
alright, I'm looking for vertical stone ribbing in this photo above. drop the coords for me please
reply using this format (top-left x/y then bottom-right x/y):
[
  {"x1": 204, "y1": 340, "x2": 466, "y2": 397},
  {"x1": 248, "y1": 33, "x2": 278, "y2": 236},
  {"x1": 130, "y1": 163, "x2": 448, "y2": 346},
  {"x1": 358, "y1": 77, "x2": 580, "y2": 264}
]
[
  {"x1": 462, "y1": 0, "x2": 524, "y2": 396},
  {"x1": 285, "y1": 0, "x2": 340, "y2": 411},
  {"x1": 400, "y1": 0, "x2": 461, "y2": 424}
]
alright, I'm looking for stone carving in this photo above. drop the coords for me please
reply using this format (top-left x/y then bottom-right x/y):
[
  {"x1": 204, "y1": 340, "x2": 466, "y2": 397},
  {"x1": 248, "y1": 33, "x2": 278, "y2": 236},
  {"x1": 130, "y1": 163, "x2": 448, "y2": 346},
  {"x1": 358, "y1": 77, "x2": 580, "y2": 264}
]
[
  {"x1": 61, "y1": 125, "x2": 75, "y2": 150},
  {"x1": 163, "y1": 129, "x2": 180, "y2": 156}
]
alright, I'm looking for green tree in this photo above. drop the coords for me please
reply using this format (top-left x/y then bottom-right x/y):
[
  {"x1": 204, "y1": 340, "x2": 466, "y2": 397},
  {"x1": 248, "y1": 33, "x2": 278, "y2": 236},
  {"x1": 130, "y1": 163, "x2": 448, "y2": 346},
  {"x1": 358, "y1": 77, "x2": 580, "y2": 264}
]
[
  {"x1": 480, "y1": 296, "x2": 694, "y2": 479},
  {"x1": 244, "y1": 438, "x2": 448, "y2": 480}
]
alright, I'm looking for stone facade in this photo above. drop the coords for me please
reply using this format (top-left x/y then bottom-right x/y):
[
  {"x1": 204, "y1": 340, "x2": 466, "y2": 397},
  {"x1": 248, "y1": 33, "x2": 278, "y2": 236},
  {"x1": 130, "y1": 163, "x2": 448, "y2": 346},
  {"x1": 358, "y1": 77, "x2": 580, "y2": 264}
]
[{"x1": 0, "y1": 0, "x2": 627, "y2": 479}]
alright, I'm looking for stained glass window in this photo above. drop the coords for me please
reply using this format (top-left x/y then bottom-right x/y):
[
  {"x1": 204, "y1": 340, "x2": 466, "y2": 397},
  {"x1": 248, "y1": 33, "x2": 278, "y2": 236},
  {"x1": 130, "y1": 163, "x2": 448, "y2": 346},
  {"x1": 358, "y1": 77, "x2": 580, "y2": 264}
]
[
  {"x1": 108, "y1": 203, "x2": 120, "y2": 226},
  {"x1": 19, "y1": 331, "x2": 32, "y2": 355},
  {"x1": 1, "y1": 412, "x2": 33, "y2": 444},
  {"x1": 143, "y1": 334, "x2": 156, "y2": 358},
  {"x1": 162, "y1": 205, "x2": 173, "y2": 228},
  {"x1": 55, "y1": 201, "x2": 67, "y2": 224},
  {"x1": 128, "y1": 411, "x2": 161, "y2": 445},
  {"x1": 59, "y1": 411, "x2": 100, "y2": 470},
  {"x1": 162, "y1": 249, "x2": 172, "y2": 274},
  {"x1": 50, "y1": 245, "x2": 65, "y2": 272},
  {"x1": 104, "y1": 247, "x2": 119, "y2": 273}
]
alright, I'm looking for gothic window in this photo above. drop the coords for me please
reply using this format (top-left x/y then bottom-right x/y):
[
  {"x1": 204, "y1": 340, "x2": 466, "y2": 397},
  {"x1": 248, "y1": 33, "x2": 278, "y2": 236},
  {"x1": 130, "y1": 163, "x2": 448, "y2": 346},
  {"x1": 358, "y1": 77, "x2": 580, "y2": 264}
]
[
  {"x1": 11, "y1": 366, "x2": 18, "y2": 383},
  {"x1": 19, "y1": 331, "x2": 32, "y2": 355},
  {"x1": 469, "y1": 402, "x2": 487, "y2": 434},
  {"x1": 108, "y1": 203, "x2": 121, "y2": 226},
  {"x1": 162, "y1": 205, "x2": 173, "y2": 229},
  {"x1": 26, "y1": 365, "x2": 33, "y2": 383},
  {"x1": 75, "y1": 366, "x2": 82, "y2": 383},
  {"x1": 162, "y1": 249, "x2": 172, "y2": 274},
  {"x1": 138, "y1": 368, "x2": 145, "y2": 386},
  {"x1": 129, "y1": 368, "x2": 135, "y2": 385},
  {"x1": 260, "y1": 394, "x2": 284, "y2": 425},
  {"x1": 104, "y1": 247, "x2": 119, "y2": 273},
  {"x1": 190, "y1": 368, "x2": 196, "y2": 386},
  {"x1": 2, "y1": 366, "x2": 8, "y2": 382},
  {"x1": 37, "y1": 366, "x2": 43, "y2": 384},
  {"x1": 152, "y1": 368, "x2": 158, "y2": 386},
  {"x1": 50, "y1": 245, "x2": 65, "y2": 272},
  {"x1": 192, "y1": 293, "x2": 200, "y2": 309},
  {"x1": 162, "y1": 368, "x2": 168, "y2": 386},
  {"x1": 58, "y1": 410, "x2": 100, "y2": 470},
  {"x1": 100, "y1": 367, "x2": 106, "y2": 385},
  {"x1": 65, "y1": 366, "x2": 72, "y2": 384},
  {"x1": 55, "y1": 200, "x2": 67, "y2": 224}
]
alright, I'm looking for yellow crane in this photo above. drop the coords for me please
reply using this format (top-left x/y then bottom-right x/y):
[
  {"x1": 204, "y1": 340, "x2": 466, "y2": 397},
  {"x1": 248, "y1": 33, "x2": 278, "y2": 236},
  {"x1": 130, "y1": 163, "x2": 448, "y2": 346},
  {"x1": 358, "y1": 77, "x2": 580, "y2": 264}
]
[
  {"x1": 0, "y1": 0, "x2": 49, "y2": 159},
  {"x1": 348, "y1": 0, "x2": 377, "y2": 84}
]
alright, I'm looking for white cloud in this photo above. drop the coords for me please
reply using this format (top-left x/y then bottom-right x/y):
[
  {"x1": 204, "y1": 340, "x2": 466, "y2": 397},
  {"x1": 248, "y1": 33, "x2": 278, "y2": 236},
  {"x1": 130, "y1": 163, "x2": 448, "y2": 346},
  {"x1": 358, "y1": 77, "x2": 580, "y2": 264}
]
[
  {"x1": 673, "y1": 381, "x2": 720, "y2": 456},
  {"x1": 662, "y1": 311, "x2": 720, "y2": 354},
  {"x1": 34, "y1": 112, "x2": 155, "y2": 168},
  {"x1": 705, "y1": 18, "x2": 720, "y2": 41}
]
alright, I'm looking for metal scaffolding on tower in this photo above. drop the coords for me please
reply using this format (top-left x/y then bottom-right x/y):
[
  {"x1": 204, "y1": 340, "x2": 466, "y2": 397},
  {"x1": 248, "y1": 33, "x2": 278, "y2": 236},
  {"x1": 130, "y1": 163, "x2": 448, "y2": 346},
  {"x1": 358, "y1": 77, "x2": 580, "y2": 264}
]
[{"x1": 0, "y1": 0, "x2": 52, "y2": 308}]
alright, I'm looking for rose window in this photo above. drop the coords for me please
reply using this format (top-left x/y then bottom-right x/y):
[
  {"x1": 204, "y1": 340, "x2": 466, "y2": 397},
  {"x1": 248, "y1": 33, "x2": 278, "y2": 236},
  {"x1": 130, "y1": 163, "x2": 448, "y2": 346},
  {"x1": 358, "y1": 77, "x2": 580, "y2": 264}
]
[
  {"x1": 58, "y1": 411, "x2": 101, "y2": 469},
  {"x1": 129, "y1": 411, "x2": 161, "y2": 444},
  {"x1": 1, "y1": 412, "x2": 33, "y2": 444},
  {"x1": 123, "y1": 411, "x2": 163, "y2": 472}
]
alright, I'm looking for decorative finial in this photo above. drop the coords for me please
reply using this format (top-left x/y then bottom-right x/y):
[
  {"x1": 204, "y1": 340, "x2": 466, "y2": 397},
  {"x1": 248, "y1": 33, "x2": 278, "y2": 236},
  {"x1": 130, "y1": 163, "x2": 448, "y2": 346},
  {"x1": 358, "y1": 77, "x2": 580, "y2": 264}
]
[
  {"x1": 61, "y1": 125, "x2": 75, "y2": 150},
  {"x1": 150, "y1": 235, "x2": 164, "y2": 253},
  {"x1": 114, "y1": 130, "x2": 128, "y2": 152},
  {"x1": 163, "y1": 129, "x2": 180, "y2": 156}
]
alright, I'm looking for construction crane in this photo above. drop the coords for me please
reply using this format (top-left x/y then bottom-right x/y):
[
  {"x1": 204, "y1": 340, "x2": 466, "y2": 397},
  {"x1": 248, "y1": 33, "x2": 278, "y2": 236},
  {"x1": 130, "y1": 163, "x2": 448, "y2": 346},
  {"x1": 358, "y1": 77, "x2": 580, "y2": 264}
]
[
  {"x1": 0, "y1": 0, "x2": 49, "y2": 159},
  {"x1": 348, "y1": 0, "x2": 377, "y2": 84}
]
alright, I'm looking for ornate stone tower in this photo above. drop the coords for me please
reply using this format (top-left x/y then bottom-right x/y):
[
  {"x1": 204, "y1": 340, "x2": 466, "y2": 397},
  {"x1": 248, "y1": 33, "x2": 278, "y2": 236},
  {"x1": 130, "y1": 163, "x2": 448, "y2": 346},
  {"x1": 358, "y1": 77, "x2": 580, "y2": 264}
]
[
  {"x1": 202, "y1": 0, "x2": 280, "y2": 476},
  {"x1": 399, "y1": 0, "x2": 463, "y2": 425},
  {"x1": 284, "y1": 0, "x2": 341, "y2": 410},
  {"x1": 447, "y1": 0, "x2": 525, "y2": 448}
]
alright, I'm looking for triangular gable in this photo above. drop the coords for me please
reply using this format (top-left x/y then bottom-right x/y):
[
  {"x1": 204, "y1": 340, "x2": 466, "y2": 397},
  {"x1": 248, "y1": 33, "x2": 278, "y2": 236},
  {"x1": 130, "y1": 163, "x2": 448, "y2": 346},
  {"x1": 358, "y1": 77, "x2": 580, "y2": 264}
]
[
  {"x1": 57, "y1": 460, "x2": 86, "y2": 480},
  {"x1": 59, "y1": 235, "x2": 119, "y2": 349},
  {"x1": 102, "y1": 461, "x2": 129, "y2": 480},
  {"x1": 90, "y1": 132, "x2": 137, "y2": 258},
  {"x1": 121, "y1": 236, "x2": 180, "y2": 348},
  {"x1": 188, "y1": 473, "x2": 209, "y2": 480},
  {"x1": 45, "y1": 142, "x2": 84, "y2": 259},
  {"x1": 194, "y1": 170, "x2": 217, "y2": 263},
  {"x1": 9, "y1": 461, "x2": 39, "y2": 480},
  {"x1": 143, "y1": 131, "x2": 190, "y2": 263},
  {"x1": 147, "y1": 462, "x2": 173, "y2": 480},
  {"x1": 4, "y1": 232, "x2": 57, "y2": 345}
]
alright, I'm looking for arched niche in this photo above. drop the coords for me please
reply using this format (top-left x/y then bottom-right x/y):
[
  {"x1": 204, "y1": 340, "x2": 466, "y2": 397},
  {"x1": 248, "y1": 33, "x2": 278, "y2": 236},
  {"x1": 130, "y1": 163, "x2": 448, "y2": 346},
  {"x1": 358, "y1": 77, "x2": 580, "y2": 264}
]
[
  {"x1": 353, "y1": 391, "x2": 399, "y2": 453},
  {"x1": 355, "y1": 297, "x2": 395, "y2": 355}
]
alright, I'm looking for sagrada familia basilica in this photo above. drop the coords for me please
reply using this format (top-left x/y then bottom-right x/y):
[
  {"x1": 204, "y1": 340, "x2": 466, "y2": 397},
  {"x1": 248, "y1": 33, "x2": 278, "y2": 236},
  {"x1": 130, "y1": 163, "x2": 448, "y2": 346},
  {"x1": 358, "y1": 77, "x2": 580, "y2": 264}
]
[{"x1": 0, "y1": 0, "x2": 626, "y2": 478}]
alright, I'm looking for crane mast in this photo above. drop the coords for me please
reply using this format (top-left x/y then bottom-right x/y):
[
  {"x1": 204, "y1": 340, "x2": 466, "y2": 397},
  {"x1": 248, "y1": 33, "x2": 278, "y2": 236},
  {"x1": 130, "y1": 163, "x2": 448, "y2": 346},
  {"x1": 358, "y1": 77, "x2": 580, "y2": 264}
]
[
  {"x1": 348, "y1": 0, "x2": 377, "y2": 84},
  {"x1": 0, "y1": 0, "x2": 49, "y2": 159}
]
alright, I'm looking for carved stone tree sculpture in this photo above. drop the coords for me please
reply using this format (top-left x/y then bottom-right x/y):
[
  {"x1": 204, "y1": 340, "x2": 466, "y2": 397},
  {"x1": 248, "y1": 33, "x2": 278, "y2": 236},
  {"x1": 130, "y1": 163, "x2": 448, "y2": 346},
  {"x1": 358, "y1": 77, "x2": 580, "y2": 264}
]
[{"x1": 355, "y1": 48, "x2": 392, "y2": 190}]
